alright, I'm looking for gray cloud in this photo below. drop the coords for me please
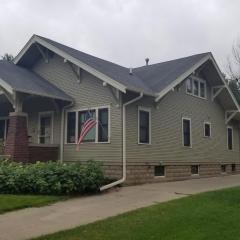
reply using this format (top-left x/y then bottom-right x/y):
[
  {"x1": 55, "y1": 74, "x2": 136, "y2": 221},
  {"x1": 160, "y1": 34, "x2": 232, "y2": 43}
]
[{"x1": 0, "y1": 0, "x2": 239, "y2": 72}]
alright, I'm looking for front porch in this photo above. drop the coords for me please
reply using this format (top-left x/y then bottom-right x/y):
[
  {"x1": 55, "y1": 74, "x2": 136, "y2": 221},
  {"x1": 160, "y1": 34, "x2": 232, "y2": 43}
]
[{"x1": 0, "y1": 60, "x2": 72, "y2": 163}]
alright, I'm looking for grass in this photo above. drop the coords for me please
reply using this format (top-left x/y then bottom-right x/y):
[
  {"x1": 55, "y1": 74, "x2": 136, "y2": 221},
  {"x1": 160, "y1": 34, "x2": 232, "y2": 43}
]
[
  {"x1": 33, "y1": 187, "x2": 240, "y2": 240},
  {"x1": 0, "y1": 195, "x2": 65, "y2": 214}
]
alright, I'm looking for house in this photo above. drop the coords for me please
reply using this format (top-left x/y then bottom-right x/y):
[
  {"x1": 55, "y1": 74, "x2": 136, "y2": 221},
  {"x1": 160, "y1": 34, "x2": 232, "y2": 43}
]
[{"x1": 0, "y1": 35, "x2": 240, "y2": 188}]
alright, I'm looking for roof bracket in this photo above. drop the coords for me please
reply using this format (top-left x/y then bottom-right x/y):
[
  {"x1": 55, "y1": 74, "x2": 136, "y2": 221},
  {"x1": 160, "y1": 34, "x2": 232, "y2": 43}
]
[
  {"x1": 211, "y1": 85, "x2": 225, "y2": 101},
  {"x1": 0, "y1": 86, "x2": 14, "y2": 105},
  {"x1": 68, "y1": 62, "x2": 82, "y2": 83},
  {"x1": 35, "y1": 43, "x2": 49, "y2": 63},
  {"x1": 225, "y1": 110, "x2": 238, "y2": 124},
  {"x1": 107, "y1": 86, "x2": 120, "y2": 107}
]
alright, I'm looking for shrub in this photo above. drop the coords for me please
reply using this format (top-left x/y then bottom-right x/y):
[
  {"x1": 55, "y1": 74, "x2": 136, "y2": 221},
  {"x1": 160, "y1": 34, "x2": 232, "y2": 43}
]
[{"x1": 0, "y1": 160, "x2": 104, "y2": 195}]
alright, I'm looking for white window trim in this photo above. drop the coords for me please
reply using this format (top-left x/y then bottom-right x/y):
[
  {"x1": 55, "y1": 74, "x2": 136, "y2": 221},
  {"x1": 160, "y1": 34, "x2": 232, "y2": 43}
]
[
  {"x1": 203, "y1": 121, "x2": 211, "y2": 138},
  {"x1": 186, "y1": 76, "x2": 207, "y2": 100},
  {"x1": 138, "y1": 106, "x2": 151, "y2": 145},
  {"x1": 38, "y1": 111, "x2": 54, "y2": 144},
  {"x1": 227, "y1": 126, "x2": 233, "y2": 150},
  {"x1": 191, "y1": 165, "x2": 199, "y2": 176},
  {"x1": 65, "y1": 105, "x2": 111, "y2": 144},
  {"x1": 182, "y1": 117, "x2": 192, "y2": 148}
]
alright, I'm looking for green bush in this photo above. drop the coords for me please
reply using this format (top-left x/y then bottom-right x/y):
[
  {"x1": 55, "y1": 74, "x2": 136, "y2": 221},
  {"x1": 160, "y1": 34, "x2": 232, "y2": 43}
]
[{"x1": 0, "y1": 160, "x2": 104, "y2": 195}]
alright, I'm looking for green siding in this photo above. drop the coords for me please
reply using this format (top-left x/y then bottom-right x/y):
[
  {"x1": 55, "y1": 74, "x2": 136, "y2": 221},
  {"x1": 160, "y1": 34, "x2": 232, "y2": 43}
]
[
  {"x1": 31, "y1": 54, "x2": 122, "y2": 164},
  {"x1": 125, "y1": 80, "x2": 240, "y2": 165}
]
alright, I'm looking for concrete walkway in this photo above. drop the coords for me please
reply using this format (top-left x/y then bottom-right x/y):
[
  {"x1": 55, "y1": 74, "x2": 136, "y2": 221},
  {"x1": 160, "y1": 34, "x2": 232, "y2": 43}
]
[{"x1": 1, "y1": 174, "x2": 240, "y2": 240}]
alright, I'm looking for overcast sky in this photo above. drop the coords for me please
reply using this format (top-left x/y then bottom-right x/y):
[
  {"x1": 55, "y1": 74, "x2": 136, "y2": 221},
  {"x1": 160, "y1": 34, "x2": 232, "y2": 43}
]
[{"x1": 0, "y1": 0, "x2": 239, "y2": 73}]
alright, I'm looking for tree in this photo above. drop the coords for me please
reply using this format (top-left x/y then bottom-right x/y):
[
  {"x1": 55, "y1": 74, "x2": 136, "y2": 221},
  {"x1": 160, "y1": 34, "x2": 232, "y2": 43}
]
[
  {"x1": 226, "y1": 40, "x2": 240, "y2": 81},
  {"x1": 1, "y1": 53, "x2": 14, "y2": 62}
]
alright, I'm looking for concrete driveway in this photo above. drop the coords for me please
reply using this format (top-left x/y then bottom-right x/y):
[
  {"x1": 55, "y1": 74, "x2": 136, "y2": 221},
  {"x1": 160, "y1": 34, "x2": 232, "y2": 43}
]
[{"x1": 1, "y1": 174, "x2": 240, "y2": 240}]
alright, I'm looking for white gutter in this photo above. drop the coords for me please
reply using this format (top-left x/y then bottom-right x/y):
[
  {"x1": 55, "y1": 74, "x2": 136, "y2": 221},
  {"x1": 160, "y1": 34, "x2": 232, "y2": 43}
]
[
  {"x1": 100, "y1": 92, "x2": 143, "y2": 191},
  {"x1": 60, "y1": 100, "x2": 74, "y2": 162}
]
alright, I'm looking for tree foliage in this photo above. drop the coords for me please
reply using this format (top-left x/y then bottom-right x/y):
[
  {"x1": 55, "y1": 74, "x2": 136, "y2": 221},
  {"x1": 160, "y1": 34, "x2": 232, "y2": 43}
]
[{"x1": 1, "y1": 53, "x2": 14, "y2": 62}]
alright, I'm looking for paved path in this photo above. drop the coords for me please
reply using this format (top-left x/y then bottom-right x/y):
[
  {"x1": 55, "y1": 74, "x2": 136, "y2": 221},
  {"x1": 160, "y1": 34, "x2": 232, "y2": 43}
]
[{"x1": 1, "y1": 174, "x2": 240, "y2": 240}]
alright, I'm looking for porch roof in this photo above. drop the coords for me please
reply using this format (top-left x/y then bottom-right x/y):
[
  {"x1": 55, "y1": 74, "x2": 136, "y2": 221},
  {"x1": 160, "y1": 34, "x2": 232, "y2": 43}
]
[{"x1": 0, "y1": 60, "x2": 73, "y2": 102}]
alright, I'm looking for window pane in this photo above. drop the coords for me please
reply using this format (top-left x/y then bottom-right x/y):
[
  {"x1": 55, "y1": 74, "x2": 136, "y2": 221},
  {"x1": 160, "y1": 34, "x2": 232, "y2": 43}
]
[
  {"x1": 154, "y1": 166, "x2": 165, "y2": 177},
  {"x1": 200, "y1": 82, "x2": 205, "y2": 98},
  {"x1": 191, "y1": 165, "x2": 199, "y2": 175},
  {"x1": 186, "y1": 78, "x2": 192, "y2": 94},
  {"x1": 204, "y1": 123, "x2": 210, "y2": 137},
  {"x1": 193, "y1": 80, "x2": 199, "y2": 96},
  {"x1": 139, "y1": 110, "x2": 150, "y2": 143},
  {"x1": 78, "y1": 110, "x2": 96, "y2": 142},
  {"x1": 67, "y1": 112, "x2": 76, "y2": 143},
  {"x1": 98, "y1": 108, "x2": 109, "y2": 142},
  {"x1": 227, "y1": 128, "x2": 233, "y2": 150},
  {"x1": 0, "y1": 120, "x2": 5, "y2": 140},
  {"x1": 183, "y1": 119, "x2": 191, "y2": 146}
]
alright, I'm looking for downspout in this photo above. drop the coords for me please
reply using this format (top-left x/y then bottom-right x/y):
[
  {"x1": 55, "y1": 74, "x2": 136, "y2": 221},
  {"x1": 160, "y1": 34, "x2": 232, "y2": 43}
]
[
  {"x1": 60, "y1": 100, "x2": 74, "y2": 163},
  {"x1": 100, "y1": 92, "x2": 143, "y2": 191}
]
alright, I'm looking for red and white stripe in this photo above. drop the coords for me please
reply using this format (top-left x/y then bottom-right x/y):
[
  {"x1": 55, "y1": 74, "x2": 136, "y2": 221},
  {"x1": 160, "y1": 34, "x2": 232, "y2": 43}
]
[{"x1": 76, "y1": 118, "x2": 97, "y2": 151}]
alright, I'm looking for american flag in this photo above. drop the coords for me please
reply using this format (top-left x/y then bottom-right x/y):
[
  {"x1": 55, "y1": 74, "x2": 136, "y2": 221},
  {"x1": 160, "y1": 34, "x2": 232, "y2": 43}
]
[{"x1": 76, "y1": 117, "x2": 97, "y2": 151}]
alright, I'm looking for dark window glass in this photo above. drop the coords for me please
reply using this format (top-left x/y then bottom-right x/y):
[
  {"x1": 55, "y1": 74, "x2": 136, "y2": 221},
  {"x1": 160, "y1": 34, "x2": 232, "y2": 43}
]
[
  {"x1": 227, "y1": 128, "x2": 233, "y2": 150},
  {"x1": 183, "y1": 119, "x2": 191, "y2": 147},
  {"x1": 232, "y1": 164, "x2": 236, "y2": 172},
  {"x1": 98, "y1": 108, "x2": 109, "y2": 142},
  {"x1": 78, "y1": 110, "x2": 96, "y2": 142},
  {"x1": 200, "y1": 82, "x2": 206, "y2": 98},
  {"x1": 193, "y1": 80, "x2": 199, "y2": 96},
  {"x1": 204, "y1": 123, "x2": 211, "y2": 137},
  {"x1": 139, "y1": 110, "x2": 150, "y2": 143},
  {"x1": 221, "y1": 164, "x2": 226, "y2": 173},
  {"x1": 191, "y1": 165, "x2": 199, "y2": 175},
  {"x1": 154, "y1": 166, "x2": 165, "y2": 177},
  {"x1": 67, "y1": 112, "x2": 76, "y2": 143},
  {"x1": 0, "y1": 120, "x2": 5, "y2": 140},
  {"x1": 186, "y1": 78, "x2": 192, "y2": 94}
]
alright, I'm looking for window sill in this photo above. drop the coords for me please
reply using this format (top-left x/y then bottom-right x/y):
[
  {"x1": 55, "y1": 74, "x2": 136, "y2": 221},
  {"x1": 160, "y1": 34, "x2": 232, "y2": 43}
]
[
  {"x1": 154, "y1": 175, "x2": 165, "y2": 178},
  {"x1": 138, "y1": 142, "x2": 151, "y2": 145},
  {"x1": 186, "y1": 92, "x2": 207, "y2": 100},
  {"x1": 65, "y1": 141, "x2": 111, "y2": 145}
]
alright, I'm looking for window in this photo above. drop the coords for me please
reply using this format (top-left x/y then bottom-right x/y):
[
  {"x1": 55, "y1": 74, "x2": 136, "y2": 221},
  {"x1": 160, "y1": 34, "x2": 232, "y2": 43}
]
[
  {"x1": 138, "y1": 108, "x2": 151, "y2": 144},
  {"x1": 154, "y1": 166, "x2": 165, "y2": 177},
  {"x1": 66, "y1": 112, "x2": 76, "y2": 143},
  {"x1": 38, "y1": 112, "x2": 53, "y2": 144},
  {"x1": 227, "y1": 127, "x2": 233, "y2": 150},
  {"x1": 78, "y1": 110, "x2": 96, "y2": 142},
  {"x1": 204, "y1": 122, "x2": 211, "y2": 137},
  {"x1": 221, "y1": 164, "x2": 226, "y2": 173},
  {"x1": 0, "y1": 118, "x2": 9, "y2": 142},
  {"x1": 191, "y1": 165, "x2": 199, "y2": 175},
  {"x1": 186, "y1": 77, "x2": 206, "y2": 99},
  {"x1": 232, "y1": 164, "x2": 236, "y2": 172},
  {"x1": 98, "y1": 108, "x2": 109, "y2": 142},
  {"x1": 66, "y1": 107, "x2": 110, "y2": 144},
  {"x1": 186, "y1": 78, "x2": 192, "y2": 94},
  {"x1": 182, "y1": 118, "x2": 191, "y2": 147}
]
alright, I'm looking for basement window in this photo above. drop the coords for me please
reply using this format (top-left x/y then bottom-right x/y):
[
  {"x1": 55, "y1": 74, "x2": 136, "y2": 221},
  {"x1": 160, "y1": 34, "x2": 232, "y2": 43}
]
[
  {"x1": 221, "y1": 165, "x2": 227, "y2": 173},
  {"x1": 232, "y1": 164, "x2": 236, "y2": 172},
  {"x1": 191, "y1": 165, "x2": 199, "y2": 175},
  {"x1": 154, "y1": 166, "x2": 165, "y2": 177}
]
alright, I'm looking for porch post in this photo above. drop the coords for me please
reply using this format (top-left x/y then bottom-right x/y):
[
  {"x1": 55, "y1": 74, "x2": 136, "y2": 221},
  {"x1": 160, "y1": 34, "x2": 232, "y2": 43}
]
[
  {"x1": 4, "y1": 112, "x2": 29, "y2": 162},
  {"x1": 4, "y1": 91, "x2": 29, "y2": 162}
]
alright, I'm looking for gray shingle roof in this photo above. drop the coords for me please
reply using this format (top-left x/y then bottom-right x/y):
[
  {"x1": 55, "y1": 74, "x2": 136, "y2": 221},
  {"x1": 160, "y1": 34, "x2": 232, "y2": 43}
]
[
  {"x1": 0, "y1": 60, "x2": 72, "y2": 101},
  {"x1": 36, "y1": 35, "x2": 155, "y2": 96},
  {"x1": 133, "y1": 52, "x2": 210, "y2": 93},
  {"x1": 36, "y1": 35, "x2": 210, "y2": 96}
]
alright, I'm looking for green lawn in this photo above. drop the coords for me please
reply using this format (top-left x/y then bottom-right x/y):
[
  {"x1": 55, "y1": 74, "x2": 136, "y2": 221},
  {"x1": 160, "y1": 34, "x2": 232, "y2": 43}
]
[
  {"x1": 0, "y1": 195, "x2": 65, "y2": 214},
  {"x1": 33, "y1": 187, "x2": 240, "y2": 240}
]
